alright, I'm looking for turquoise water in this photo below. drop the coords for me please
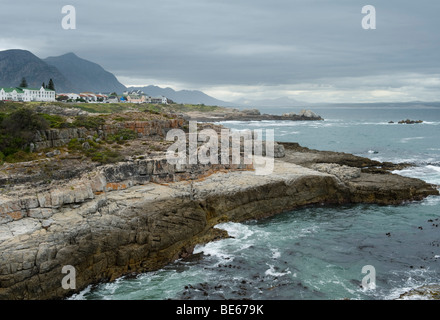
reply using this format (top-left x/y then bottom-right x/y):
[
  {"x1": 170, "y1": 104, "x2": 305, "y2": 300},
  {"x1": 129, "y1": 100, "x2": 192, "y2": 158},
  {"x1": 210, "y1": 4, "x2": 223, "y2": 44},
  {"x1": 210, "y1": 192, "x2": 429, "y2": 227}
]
[{"x1": 72, "y1": 104, "x2": 440, "y2": 300}]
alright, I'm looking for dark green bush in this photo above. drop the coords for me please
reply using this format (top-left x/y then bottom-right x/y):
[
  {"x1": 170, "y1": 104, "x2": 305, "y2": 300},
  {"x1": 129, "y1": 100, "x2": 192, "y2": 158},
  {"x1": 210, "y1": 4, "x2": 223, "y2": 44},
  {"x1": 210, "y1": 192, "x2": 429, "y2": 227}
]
[{"x1": 0, "y1": 108, "x2": 49, "y2": 160}]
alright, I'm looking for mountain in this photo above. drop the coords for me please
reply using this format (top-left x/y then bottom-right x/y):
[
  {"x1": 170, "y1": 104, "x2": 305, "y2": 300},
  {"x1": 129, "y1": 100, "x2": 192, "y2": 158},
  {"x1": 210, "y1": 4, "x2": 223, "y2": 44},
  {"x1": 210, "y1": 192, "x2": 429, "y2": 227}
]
[
  {"x1": 128, "y1": 85, "x2": 236, "y2": 107},
  {"x1": 44, "y1": 53, "x2": 126, "y2": 94},
  {"x1": 233, "y1": 96, "x2": 311, "y2": 107},
  {"x1": 0, "y1": 49, "x2": 76, "y2": 92}
]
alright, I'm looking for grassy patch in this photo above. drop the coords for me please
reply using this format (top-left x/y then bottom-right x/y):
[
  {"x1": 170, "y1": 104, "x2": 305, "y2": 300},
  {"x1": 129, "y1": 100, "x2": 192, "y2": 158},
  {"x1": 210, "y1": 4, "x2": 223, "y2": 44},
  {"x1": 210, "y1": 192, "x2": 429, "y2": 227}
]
[
  {"x1": 106, "y1": 129, "x2": 137, "y2": 143},
  {"x1": 68, "y1": 138, "x2": 123, "y2": 164},
  {"x1": 40, "y1": 114, "x2": 75, "y2": 129},
  {"x1": 72, "y1": 115, "x2": 106, "y2": 129},
  {"x1": 70, "y1": 103, "x2": 136, "y2": 114},
  {"x1": 4, "y1": 150, "x2": 40, "y2": 163}
]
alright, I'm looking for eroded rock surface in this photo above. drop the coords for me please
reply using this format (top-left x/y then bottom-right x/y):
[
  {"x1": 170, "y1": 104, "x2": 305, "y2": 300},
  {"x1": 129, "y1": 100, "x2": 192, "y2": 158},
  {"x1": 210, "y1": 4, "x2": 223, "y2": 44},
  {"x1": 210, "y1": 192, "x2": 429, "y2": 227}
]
[{"x1": 0, "y1": 145, "x2": 438, "y2": 300}]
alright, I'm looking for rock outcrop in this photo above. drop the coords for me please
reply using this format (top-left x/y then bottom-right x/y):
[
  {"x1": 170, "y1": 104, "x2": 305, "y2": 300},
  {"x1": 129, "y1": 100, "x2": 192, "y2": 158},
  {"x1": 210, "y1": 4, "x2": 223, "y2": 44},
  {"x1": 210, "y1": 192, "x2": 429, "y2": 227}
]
[
  {"x1": 31, "y1": 118, "x2": 185, "y2": 151},
  {"x1": 398, "y1": 119, "x2": 423, "y2": 124},
  {"x1": 0, "y1": 145, "x2": 438, "y2": 300},
  {"x1": 397, "y1": 285, "x2": 440, "y2": 300},
  {"x1": 187, "y1": 109, "x2": 323, "y2": 122}
]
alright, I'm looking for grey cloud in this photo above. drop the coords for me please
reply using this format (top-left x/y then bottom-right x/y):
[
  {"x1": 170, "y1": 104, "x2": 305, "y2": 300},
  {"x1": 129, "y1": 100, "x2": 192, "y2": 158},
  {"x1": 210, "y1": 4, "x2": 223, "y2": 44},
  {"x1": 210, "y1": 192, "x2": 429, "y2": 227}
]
[{"x1": 1, "y1": 0, "x2": 440, "y2": 101}]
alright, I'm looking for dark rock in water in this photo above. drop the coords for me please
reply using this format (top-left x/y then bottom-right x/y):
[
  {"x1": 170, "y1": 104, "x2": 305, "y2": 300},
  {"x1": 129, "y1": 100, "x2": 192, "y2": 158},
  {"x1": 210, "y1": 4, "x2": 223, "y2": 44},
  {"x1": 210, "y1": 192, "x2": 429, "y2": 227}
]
[
  {"x1": 388, "y1": 121, "x2": 394, "y2": 124},
  {"x1": 189, "y1": 108, "x2": 323, "y2": 122},
  {"x1": 398, "y1": 119, "x2": 423, "y2": 124},
  {"x1": 242, "y1": 109, "x2": 261, "y2": 116}
]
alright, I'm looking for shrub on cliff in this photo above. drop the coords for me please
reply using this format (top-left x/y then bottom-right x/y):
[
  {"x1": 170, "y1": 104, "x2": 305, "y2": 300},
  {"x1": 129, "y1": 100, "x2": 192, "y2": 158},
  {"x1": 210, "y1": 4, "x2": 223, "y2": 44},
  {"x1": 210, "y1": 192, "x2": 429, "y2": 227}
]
[{"x1": 0, "y1": 108, "x2": 49, "y2": 159}]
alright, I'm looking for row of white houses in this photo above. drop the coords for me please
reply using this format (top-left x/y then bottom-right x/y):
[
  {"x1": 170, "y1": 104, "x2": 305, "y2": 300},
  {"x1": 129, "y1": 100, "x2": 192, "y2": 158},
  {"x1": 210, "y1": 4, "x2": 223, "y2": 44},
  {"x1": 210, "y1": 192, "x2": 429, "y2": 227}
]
[
  {"x1": 0, "y1": 86, "x2": 56, "y2": 102},
  {"x1": 58, "y1": 91, "x2": 170, "y2": 104}
]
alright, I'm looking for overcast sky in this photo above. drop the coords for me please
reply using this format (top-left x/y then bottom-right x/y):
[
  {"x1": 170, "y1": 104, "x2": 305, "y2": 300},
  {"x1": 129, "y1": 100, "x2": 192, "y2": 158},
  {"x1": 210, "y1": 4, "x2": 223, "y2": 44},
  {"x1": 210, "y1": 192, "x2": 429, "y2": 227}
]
[{"x1": 1, "y1": 0, "x2": 440, "y2": 103}]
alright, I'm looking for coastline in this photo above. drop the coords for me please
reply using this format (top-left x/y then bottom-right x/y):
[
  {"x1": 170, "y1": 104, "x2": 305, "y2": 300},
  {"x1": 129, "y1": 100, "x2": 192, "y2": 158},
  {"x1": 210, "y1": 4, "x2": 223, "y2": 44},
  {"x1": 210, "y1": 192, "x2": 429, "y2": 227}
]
[{"x1": 0, "y1": 139, "x2": 438, "y2": 300}]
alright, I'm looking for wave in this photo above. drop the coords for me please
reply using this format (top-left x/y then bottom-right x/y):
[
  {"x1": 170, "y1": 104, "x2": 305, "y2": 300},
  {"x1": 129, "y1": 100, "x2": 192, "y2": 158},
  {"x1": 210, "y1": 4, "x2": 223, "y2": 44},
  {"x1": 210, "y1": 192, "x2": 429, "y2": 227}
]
[
  {"x1": 264, "y1": 264, "x2": 291, "y2": 277},
  {"x1": 193, "y1": 222, "x2": 259, "y2": 262},
  {"x1": 382, "y1": 268, "x2": 439, "y2": 300},
  {"x1": 392, "y1": 165, "x2": 440, "y2": 185},
  {"x1": 68, "y1": 285, "x2": 92, "y2": 300},
  {"x1": 400, "y1": 137, "x2": 425, "y2": 144},
  {"x1": 421, "y1": 195, "x2": 440, "y2": 206},
  {"x1": 426, "y1": 165, "x2": 440, "y2": 173}
]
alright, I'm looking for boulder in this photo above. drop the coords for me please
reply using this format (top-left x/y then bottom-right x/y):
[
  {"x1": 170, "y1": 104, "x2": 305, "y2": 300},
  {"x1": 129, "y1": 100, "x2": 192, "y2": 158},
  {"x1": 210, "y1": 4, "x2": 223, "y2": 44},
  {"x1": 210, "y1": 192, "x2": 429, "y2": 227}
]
[
  {"x1": 299, "y1": 109, "x2": 320, "y2": 118},
  {"x1": 241, "y1": 109, "x2": 261, "y2": 116}
]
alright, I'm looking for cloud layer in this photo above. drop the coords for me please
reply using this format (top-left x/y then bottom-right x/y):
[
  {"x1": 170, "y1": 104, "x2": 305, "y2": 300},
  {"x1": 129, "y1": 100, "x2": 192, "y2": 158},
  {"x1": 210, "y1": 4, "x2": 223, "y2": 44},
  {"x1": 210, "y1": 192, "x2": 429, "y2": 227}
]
[{"x1": 2, "y1": 0, "x2": 440, "y2": 102}]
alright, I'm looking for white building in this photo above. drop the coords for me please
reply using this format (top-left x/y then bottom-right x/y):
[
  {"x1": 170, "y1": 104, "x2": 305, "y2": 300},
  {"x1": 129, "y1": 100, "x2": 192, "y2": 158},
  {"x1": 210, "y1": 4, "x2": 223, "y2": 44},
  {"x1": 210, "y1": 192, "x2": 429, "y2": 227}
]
[
  {"x1": 0, "y1": 86, "x2": 56, "y2": 102},
  {"x1": 150, "y1": 96, "x2": 168, "y2": 104},
  {"x1": 80, "y1": 92, "x2": 98, "y2": 102},
  {"x1": 59, "y1": 93, "x2": 81, "y2": 101},
  {"x1": 22, "y1": 87, "x2": 56, "y2": 102}
]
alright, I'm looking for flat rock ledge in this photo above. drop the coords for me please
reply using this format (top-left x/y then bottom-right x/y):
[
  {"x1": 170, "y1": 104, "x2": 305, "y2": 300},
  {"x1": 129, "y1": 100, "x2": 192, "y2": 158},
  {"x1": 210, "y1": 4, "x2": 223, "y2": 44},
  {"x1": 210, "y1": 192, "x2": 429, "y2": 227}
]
[{"x1": 0, "y1": 150, "x2": 438, "y2": 300}]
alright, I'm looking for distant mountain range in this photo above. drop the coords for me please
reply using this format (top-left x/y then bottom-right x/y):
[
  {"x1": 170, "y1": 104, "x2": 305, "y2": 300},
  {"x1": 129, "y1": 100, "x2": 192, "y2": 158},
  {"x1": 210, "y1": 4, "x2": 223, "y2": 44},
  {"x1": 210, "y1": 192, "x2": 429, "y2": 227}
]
[
  {"x1": 0, "y1": 49, "x2": 76, "y2": 92},
  {"x1": 44, "y1": 53, "x2": 127, "y2": 94},
  {"x1": 127, "y1": 85, "x2": 235, "y2": 107},
  {"x1": 0, "y1": 49, "x2": 126, "y2": 94},
  {"x1": 0, "y1": 49, "x2": 236, "y2": 105},
  {"x1": 0, "y1": 49, "x2": 309, "y2": 108}
]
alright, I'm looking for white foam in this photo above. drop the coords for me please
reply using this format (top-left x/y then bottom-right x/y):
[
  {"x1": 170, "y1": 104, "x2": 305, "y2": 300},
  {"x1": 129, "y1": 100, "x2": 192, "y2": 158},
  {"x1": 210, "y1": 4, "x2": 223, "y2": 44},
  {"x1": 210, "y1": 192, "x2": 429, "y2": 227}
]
[
  {"x1": 270, "y1": 248, "x2": 281, "y2": 259},
  {"x1": 68, "y1": 285, "x2": 92, "y2": 300},
  {"x1": 215, "y1": 222, "x2": 255, "y2": 240},
  {"x1": 193, "y1": 222, "x2": 258, "y2": 262},
  {"x1": 384, "y1": 268, "x2": 437, "y2": 300},
  {"x1": 400, "y1": 137, "x2": 425, "y2": 144},
  {"x1": 264, "y1": 264, "x2": 291, "y2": 277},
  {"x1": 421, "y1": 195, "x2": 440, "y2": 206},
  {"x1": 423, "y1": 121, "x2": 440, "y2": 125},
  {"x1": 426, "y1": 165, "x2": 440, "y2": 173},
  {"x1": 193, "y1": 239, "x2": 234, "y2": 261}
]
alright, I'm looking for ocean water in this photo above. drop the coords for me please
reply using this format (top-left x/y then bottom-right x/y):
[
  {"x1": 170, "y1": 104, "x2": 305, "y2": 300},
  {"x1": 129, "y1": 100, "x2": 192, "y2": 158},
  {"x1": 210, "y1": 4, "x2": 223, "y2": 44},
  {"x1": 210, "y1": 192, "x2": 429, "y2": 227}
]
[{"x1": 72, "y1": 104, "x2": 440, "y2": 300}]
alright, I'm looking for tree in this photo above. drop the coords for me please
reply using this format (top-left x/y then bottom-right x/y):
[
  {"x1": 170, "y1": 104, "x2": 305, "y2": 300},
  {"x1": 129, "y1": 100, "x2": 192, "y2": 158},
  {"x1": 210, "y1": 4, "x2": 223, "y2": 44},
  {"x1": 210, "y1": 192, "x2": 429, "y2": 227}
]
[
  {"x1": 19, "y1": 77, "x2": 28, "y2": 88},
  {"x1": 42, "y1": 82, "x2": 46, "y2": 89},
  {"x1": 47, "y1": 79, "x2": 55, "y2": 91},
  {"x1": 0, "y1": 108, "x2": 49, "y2": 157}
]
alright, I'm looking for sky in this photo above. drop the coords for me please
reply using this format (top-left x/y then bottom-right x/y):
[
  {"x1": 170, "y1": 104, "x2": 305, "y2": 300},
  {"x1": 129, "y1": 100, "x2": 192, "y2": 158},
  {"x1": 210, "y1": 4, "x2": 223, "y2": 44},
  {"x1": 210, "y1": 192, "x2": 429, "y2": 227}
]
[{"x1": 1, "y1": 0, "x2": 440, "y2": 103}]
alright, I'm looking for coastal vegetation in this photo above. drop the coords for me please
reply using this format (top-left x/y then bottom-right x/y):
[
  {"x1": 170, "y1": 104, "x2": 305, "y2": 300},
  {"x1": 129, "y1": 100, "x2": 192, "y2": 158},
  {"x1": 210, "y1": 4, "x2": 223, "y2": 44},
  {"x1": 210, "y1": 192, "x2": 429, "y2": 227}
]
[
  {"x1": 0, "y1": 101, "x2": 191, "y2": 165},
  {"x1": 0, "y1": 100, "x2": 227, "y2": 115},
  {"x1": 0, "y1": 108, "x2": 49, "y2": 163}
]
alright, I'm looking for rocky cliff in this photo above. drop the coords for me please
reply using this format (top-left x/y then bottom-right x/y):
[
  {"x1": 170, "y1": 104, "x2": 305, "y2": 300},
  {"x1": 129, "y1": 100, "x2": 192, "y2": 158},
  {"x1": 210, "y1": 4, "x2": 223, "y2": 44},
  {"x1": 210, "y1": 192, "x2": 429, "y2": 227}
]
[{"x1": 0, "y1": 145, "x2": 438, "y2": 300}]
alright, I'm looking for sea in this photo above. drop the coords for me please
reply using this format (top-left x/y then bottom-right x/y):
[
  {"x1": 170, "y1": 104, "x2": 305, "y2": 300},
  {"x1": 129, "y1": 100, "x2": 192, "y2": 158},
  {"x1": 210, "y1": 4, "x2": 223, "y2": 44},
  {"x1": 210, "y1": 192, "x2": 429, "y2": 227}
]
[{"x1": 71, "y1": 103, "x2": 440, "y2": 300}]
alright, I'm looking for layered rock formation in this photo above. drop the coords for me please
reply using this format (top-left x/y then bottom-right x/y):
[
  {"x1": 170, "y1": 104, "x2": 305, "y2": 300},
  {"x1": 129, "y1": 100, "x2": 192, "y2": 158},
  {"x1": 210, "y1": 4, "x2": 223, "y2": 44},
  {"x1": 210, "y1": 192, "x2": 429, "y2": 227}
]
[
  {"x1": 31, "y1": 118, "x2": 185, "y2": 151},
  {"x1": 0, "y1": 144, "x2": 438, "y2": 300}
]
